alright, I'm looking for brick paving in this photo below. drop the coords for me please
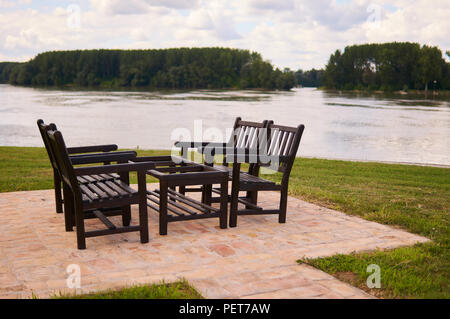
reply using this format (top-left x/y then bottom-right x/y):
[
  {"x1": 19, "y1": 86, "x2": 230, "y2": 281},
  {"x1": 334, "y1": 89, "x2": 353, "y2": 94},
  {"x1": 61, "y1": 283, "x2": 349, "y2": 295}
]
[{"x1": 0, "y1": 184, "x2": 429, "y2": 299}]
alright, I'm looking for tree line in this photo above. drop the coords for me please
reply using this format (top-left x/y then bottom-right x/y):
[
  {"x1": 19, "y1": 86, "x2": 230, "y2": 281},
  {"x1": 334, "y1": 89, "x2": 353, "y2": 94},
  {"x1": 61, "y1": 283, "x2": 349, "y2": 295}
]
[
  {"x1": 294, "y1": 68, "x2": 324, "y2": 87},
  {"x1": 323, "y1": 42, "x2": 450, "y2": 91},
  {"x1": 0, "y1": 48, "x2": 296, "y2": 90}
]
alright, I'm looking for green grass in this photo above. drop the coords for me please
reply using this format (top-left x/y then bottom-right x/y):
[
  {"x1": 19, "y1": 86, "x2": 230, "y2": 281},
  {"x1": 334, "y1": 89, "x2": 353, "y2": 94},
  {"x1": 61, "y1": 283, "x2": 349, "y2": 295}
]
[
  {"x1": 0, "y1": 146, "x2": 449, "y2": 298},
  {"x1": 52, "y1": 280, "x2": 202, "y2": 299},
  {"x1": 274, "y1": 159, "x2": 449, "y2": 299},
  {"x1": 0, "y1": 146, "x2": 169, "y2": 192}
]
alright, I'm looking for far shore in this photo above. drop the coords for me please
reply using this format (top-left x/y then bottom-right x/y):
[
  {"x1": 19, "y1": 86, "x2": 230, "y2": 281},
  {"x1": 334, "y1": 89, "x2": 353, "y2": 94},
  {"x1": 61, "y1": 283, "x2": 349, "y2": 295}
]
[
  {"x1": 317, "y1": 87, "x2": 450, "y2": 97},
  {"x1": 2, "y1": 83, "x2": 450, "y2": 98}
]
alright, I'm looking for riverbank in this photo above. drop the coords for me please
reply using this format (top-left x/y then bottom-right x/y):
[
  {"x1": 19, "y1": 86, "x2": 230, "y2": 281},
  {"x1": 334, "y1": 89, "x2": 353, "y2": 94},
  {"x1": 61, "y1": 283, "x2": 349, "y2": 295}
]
[
  {"x1": 0, "y1": 146, "x2": 448, "y2": 298},
  {"x1": 319, "y1": 87, "x2": 450, "y2": 99}
]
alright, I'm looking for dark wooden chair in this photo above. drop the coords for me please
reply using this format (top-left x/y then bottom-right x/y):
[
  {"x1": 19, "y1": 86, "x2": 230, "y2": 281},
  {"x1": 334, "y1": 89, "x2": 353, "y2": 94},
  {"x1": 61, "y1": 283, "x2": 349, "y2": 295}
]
[
  {"x1": 174, "y1": 117, "x2": 269, "y2": 205},
  {"x1": 225, "y1": 122, "x2": 305, "y2": 227},
  {"x1": 44, "y1": 127, "x2": 154, "y2": 249},
  {"x1": 37, "y1": 119, "x2": 135, "y2": 216}
]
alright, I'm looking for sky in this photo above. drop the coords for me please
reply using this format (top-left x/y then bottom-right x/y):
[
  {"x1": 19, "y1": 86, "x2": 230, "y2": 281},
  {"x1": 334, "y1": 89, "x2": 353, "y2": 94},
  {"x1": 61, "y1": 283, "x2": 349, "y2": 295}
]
[{"x1": 0, "y1": 0, "x2": 449, "y2": 70}]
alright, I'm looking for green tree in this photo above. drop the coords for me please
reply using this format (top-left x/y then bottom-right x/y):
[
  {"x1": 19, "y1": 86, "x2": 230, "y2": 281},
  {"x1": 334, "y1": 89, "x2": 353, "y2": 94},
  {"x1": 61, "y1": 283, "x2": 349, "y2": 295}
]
[
  {"x1": 418, "y1": 45, "x2": 443, "y2": 91},
  {"x1": 323, "y1": 42, "x2": 449, "y2": 91},
  {"x1": 0, "y1": 48, "x2": 296, "y2": 90}
]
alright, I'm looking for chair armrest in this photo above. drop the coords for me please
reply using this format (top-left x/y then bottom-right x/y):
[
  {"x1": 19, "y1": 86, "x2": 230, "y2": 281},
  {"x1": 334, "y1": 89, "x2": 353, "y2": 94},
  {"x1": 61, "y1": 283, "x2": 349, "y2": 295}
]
[
  {"x1": 74, "y1": 161, "x2": 155, "y2": 176},
  {"x1": 70, "y1": 151, "x2": 135, "y2": 160},
  {"x1": 174, "y1": 141, "x2": 228, "y2": 151},
  {"x1": 202, "y1": 146, "x2": 284, "y2": 164},
  {"x1": 131, "y1": 155, "x2": 173, "y2": 162},
  {"x1": 67, "y1": 144, "x2": 118, "y2": 154},
  {"x1": 174, "y1": 141, "x2": 210, "y2": 148},
  {"x1": 70, "y1": 151, "x2": 137, "y2": 165}
]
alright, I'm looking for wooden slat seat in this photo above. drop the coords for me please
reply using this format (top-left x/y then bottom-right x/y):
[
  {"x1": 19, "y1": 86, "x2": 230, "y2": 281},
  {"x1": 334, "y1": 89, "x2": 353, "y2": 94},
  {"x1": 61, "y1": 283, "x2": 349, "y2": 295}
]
[
  {"x1": 236, "y1": 172, "x2": 281, "y2": 191},
  {"x1": 81, "y1": 180, "x2": 138, "y2": 208},
  {"x1": 77, "y1": 173, "x2": 119, "y2": 184},
  {"x1": 214, "y1": 165, "x2": 280, "y2": 190}
]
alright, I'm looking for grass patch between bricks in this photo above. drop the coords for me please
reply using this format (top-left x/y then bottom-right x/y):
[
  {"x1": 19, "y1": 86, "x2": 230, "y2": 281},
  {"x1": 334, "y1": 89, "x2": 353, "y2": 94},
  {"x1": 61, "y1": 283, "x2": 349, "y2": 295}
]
[{"x1": 52, "y1": 280, "x2": 202, "y2": 299}]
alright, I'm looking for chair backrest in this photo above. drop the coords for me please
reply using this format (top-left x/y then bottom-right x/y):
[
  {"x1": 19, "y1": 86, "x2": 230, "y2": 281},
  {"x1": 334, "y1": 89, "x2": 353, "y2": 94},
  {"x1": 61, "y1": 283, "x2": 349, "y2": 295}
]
[
  {"x1": 37, "y1": 119, "x2": 59, "y2": 172},
  {"x1": 225, "y1": 118, "x2": 269, "y2": 172},
  {"x1": 229, "y1": 117, "x2": 269, "y2": 149},
  {"x1": 264, "y1": 122, "x2": 305, "y2": 175},
  {"x1": 45, "y1": 128, "x2": 81, "y2": 197}
]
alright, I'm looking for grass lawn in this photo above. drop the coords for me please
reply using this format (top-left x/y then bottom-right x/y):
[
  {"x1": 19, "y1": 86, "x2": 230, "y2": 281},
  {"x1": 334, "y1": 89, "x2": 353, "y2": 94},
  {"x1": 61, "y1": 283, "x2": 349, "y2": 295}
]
[
  {"x1": 0, "y1": 146, "x2": 448, "y2": 298},
  {"x1": 53, "y1": 280, "x2": 202, "y2": 299}
]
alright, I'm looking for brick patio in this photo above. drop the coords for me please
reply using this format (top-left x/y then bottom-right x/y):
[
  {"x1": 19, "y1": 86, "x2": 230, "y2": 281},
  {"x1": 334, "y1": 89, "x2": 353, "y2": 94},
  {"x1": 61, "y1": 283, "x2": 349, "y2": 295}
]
[{"x1": 0, "y1": 184, "x2": 428, "y2": 299}]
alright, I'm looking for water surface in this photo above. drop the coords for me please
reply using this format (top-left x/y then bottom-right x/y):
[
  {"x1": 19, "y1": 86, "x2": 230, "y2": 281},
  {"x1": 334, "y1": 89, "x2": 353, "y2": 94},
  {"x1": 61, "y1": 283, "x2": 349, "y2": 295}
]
[{"x1": 0, "y1": 85, "x2": 448, "y2": 165}]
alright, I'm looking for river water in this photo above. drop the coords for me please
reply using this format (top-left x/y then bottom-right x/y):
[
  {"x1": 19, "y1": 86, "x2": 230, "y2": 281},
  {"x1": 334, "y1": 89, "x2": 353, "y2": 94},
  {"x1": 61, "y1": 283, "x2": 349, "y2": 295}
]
[{"x1": 0, "y1": 84, "x2": 448, "y2": 165}]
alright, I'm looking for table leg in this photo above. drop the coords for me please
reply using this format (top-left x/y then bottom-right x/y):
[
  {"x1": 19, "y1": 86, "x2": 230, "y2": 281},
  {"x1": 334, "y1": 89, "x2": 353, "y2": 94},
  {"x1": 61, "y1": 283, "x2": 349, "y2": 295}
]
[
  {"x1": 202, "y1": 162, "x2": 214, "y2": 205},
  {"x1": 179, "y1": 161, "x2": 186, "y2": 196},
  {"x1": 159, "y1": 181, "x2": 168, "y2": 235}
]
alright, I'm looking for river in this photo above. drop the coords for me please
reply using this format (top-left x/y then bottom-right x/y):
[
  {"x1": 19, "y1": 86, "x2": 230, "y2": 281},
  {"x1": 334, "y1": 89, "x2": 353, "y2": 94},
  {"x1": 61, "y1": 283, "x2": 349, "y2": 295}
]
[{"x1": 0, "y1": 84, "x2": 448, "y2": 165}]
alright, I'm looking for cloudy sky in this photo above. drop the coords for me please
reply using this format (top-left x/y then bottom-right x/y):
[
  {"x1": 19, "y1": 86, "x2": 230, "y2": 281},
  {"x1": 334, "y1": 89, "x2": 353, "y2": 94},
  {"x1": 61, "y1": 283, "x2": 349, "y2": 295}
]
[{"x1": 0, "y1": 0, "x2": 449, "y2": 70}]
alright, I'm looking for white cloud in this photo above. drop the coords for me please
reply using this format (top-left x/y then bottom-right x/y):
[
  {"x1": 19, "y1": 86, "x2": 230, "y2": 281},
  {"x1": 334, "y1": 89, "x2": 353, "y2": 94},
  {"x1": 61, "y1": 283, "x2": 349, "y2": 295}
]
[
  {"x1": 130, "y1": 28, "x2": 148, "y2": 41},
  {"x1": 147, "y1": 0, "x2": 202, "y2": 9},
  {"x1": 0, "y1": 0, "x2": 448, "y2": 69},
  {"x1": 246, "y1": 0, "x2": 296, "y2": 11},
  {"x1": 187, "y1": 8, "x2": 214, "y2": 30},
  {"x1": 90, "y1": 0, "x2": 149, "y2": 15},
  {"x1": 90, "y1": 0, "x2": 201, "y2": 15},
  {"x1": 0, "y1": 0, "x2": 15, "y2": 8}
]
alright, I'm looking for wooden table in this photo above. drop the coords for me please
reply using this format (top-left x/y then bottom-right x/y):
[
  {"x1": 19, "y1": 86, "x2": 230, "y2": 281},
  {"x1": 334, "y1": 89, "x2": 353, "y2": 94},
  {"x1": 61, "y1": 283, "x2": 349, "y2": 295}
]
[{"x1": 141, "y1": 156, "x2": 229, "y2": 235}]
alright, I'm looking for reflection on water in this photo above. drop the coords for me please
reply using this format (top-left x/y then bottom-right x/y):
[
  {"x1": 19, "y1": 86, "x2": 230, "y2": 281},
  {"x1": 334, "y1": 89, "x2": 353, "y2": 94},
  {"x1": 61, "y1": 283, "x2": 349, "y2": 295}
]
[{"x1": 0, "y1": 84, "x2": 449, "y2": 165}]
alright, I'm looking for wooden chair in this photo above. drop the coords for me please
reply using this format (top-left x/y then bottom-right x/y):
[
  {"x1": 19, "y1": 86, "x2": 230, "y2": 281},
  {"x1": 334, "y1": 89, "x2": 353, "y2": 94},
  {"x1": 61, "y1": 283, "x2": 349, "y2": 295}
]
[
  {"x1": 37, "y1": 119, "x2": 134, "y2": 215},
  {"x1": 175, "y1": 117, "x2": 269, "y2": 205},
  {"x1": 226, "y1": 122, "x2": 305, "y2": 227},
  {"x1": 44, "y1": 127, "x2": 154, "y2": 249}
]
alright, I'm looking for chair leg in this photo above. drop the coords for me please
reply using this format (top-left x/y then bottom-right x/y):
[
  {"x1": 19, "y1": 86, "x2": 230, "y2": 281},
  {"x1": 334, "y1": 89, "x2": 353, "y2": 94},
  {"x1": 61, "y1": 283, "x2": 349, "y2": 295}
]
[
  {"x1": 63, "y1": 183, "x2": 74, "y2": 231},
  {"x1": 219, "y1": 179, "x2": 228, "y2": 229},
  {"x1": 229, "y1": 163, "x2": 241, "y2": 228},
  {"x1": 74, "y1": 204, "x2": 86, "y2": 250},
  {"x1": 54, "y1": 171, "x2": 63, "y2": 214},
  {"x1": 279, "y1": 188, "x2": 288, "y2": 223},
  {"x1": 139, "y1": 202, "x2": 149, "y2": 244},
  {"x1": 121, "y1": 205, "x2": 131, "y2": 226},
  {"x1": 138, "y1": 171, "x2": 149, "y2": 243}
]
